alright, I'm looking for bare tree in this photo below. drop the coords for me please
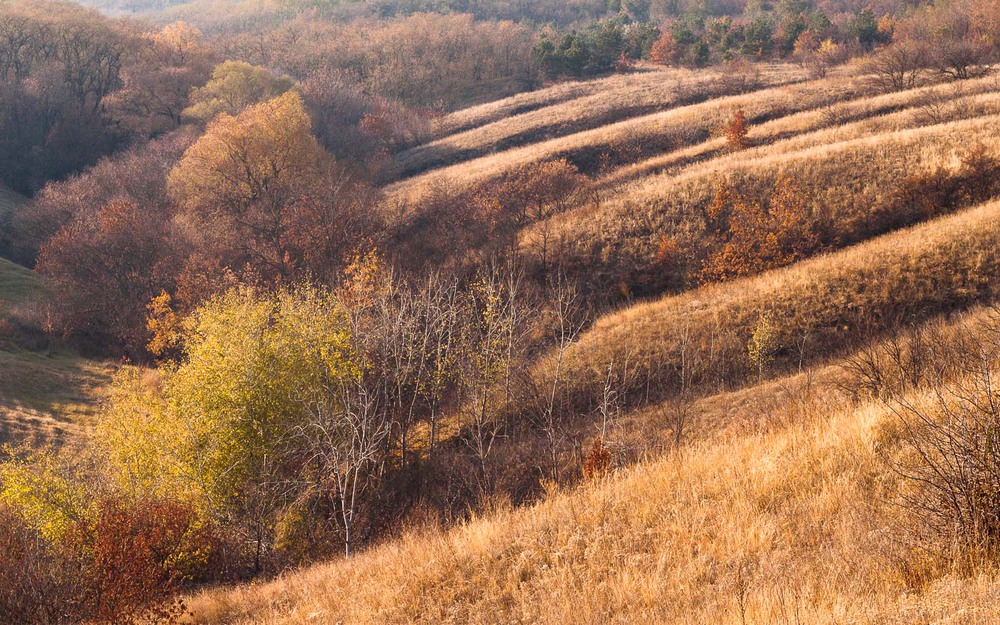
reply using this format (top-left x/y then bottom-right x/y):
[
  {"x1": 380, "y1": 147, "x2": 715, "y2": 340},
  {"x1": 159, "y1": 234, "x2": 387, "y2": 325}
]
[
  {"x1": 302, "y1": 377, "x2": 392, "y2": 557},
  {"x1": 866, "y1": 41, "x2": 928, "y2": 92},
  {"x1": 530, "y1": 276, "x2": 585, "y2": 481},
  {"x1": 657, "y1": 323, "x2": 697, "y2": 450},
  {"x1": 458, "y1": 263, "x2": 532, "y2": 494}
]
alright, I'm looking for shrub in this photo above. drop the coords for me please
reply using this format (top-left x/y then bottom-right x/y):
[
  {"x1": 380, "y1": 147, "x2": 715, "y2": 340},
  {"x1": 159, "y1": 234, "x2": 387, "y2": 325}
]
[
  {"x1": 582, "y1": 437, "x2": 612, "y2": 479},
  {"x1": 887, "y1": 328, "x2": 1000, "y2": 557},
  {"x1": 0, "y1": 496, "x2": 215, "y2": 625},
  {"x1": 699, "y1": 179, "x2": 820, "y2": 283},
  {"x1": 747, "y1": 311, "x2": 778, "y2": 381},
  {"x1": 724, "y1": 106, "x2": 750, "y2": 151}
]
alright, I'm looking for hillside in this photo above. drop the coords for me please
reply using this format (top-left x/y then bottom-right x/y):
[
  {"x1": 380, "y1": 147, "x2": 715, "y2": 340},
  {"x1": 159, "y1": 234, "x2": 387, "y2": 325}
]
[
  {"x1": 387, "y1": 66, "x2": 1000, "y2": 303},
  {"x1": 0, "y1": 185, "x2": 22, "y2": 221},
  {"x1": 0, "y1": 253, "x2": 111, "y2": 449},
  {"x1": 541, "y1": 197, "x2": 1000, "y2": 419},
  {"x1": 1, "y1": 0, "x2": 1000, "y2": 618},
  {"x1": 188, "y1": 305, "x2": 1000, "y2": 624},
  {"x1": 182, "y1": 49, "x2": 1000, "y2": 621}
]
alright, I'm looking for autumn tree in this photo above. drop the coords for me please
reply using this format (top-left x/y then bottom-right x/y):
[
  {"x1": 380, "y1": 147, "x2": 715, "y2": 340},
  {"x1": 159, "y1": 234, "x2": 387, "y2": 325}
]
[
  {"x1": 793, "y1": 30, "x2": 845, "y2": 78},
  {"x1": 335, "y1": 251, "x2": 462, "y2": 468},
  {"x1": 724, "y1": 106, "x2": 751, "y2": 151},
  {"x1": 748, "y1": 311, "x2": 778, "y2": 380},
  {"x1": 866, "y1": 39, "x2": 927, "y2": 92},
  {"x1": 0, "y1": 449, "x2": 217, "y2": 624},
  {"x1": 457, "y1": 265, "x2": 532, "y2": 494},
  {"x1": 168, "y1": 91, "x2": 378, "y2": 287},
  {"x1": 650, "y1": 30, "x2": 680, "y2": 65},
  {"x1": 700, "y1": 178, "x2": 819, "y2": 283},
  {"x1": 107, "y1": 21, "x2": 215, "y2": 136},
  {"x1": 494, "y1": 159, "x2": 592, "y2": 278},
  {"x1": 99, "y1": 285, "x2": 363, "y2": 570},
  {"x1": 35, "y1": 199, "x2": 176, "y2": 355},
  {"x1": 0, "y1": 1, "x2": 132, "y2": 192},
  {"x1": 11, "y1": 130, "x2": 191, "y2": 264},
  {"x1": 182, "y1": 60, "x2": 295, "y2": 123},
  {"x1": 527, "y1": 276, "x2": 585, "y2": 480}
]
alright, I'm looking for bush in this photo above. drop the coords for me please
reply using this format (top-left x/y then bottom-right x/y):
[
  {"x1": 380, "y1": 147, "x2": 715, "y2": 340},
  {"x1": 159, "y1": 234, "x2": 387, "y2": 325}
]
[
  {"x1": 724, "y1": 106, "x2": 750, "y2": 151},
  {"x1": 883, "y1": 315, "x2": 1000, "y2": 557},
  {"x1": 0, "y1": 496, "x2": 215, "y2": 625}
]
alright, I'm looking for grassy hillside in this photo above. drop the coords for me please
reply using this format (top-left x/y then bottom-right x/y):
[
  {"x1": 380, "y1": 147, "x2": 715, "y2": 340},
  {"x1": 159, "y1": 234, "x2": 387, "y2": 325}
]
[
  {"x1": 5, "y1": 1, "x2": 1000, "y2": 620},
  {"x1": 0, "y1": 258, "x2": 111, "y2": 448},
  {"x1": 389, "y1": 69, "x2": 1000, "y2": 305},
  {"x1": 0, "y1": 185, "x2": 23, "y2": 221},
  {"x1": 187, "y1": 316, "x2": 1000, "y2": 624},
  {"x1": 393, "y1": 64, "x2": 810, "y2": 180},
  {"x1": 387, "y1": 64, "x2": 998, "y2": 203},
  {"x1": 540, "y1": 198, "x2": 1000, "y2": 419},
  {"x1": 388, "y1": 66, "x2": 845, "y2": 201},
  {"x1": 0, "y1": 258, "x2": 38, "y2": 315},
  {"x1": 185, "y1": 54, "x2": 1000, "y2": 622},
  {"x1": 530, "y1": 100, "x2": 1000, "y2": 294}
]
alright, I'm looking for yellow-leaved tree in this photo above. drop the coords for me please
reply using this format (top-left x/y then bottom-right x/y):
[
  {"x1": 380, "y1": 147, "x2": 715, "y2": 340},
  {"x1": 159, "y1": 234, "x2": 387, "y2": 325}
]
[
  {"x1": 168, "y1": 90, "x2": 376, "y2": 287},
  {"x1": 0, "y1": 449, "x2": 93, "y2": 543},
  {"x1": 97, "y1": 284, "x2": 362, "y2": 572},
  {"x1": 182, "y1": 60, "x2": 295, "y2": 123}
]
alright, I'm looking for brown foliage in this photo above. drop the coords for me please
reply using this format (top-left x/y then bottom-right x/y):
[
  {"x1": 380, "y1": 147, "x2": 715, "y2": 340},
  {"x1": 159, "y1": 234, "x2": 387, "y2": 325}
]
[
  {"x1": 699, "y1": 178, "x2": 820, "y2": 283},
  {"x1": 10, "y1": 131, "x2": 192, "y2": 265},
  {"x1": 394, "y1": 159, "x2": 591, "y2": 280},
  {"x1": 36, "y1": 199, "x2": 177, "y2": 355},
  {"x1": 0, "y1": 497, "x2": 216, "y2": 625},
  {"x1": 867, "y1": 145, "x2": 1000, "y2": 235},
  {"x1": 724, "y1": 106, "x2": 750, "y2": 151},
  {"x1": 220, "y1": 13, "x2": 538, "y2": 110},
  {"x1": 650, "y1": 31, "x2": 680, "y2": 66},
  {"x1": 168, "y1": 92, "x2": 380, "y2": 288},
  {"x1": 582, "y1": 437, "x2": 612, "y2": 479}
]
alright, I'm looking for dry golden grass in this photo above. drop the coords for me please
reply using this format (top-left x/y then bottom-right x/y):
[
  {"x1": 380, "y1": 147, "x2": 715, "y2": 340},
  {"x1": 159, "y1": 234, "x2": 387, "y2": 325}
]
[
  {"x1": 187, "y1": 344, "x2": 1000, "y2": 624},
  {"x1": 434, "y1": 62, "x2": 799, "y2": 136},
  {"x1": 0, "y1": 258, "x2": 39, "y2": 317},
  {"x1": 395, "y1": 64, "x2": 809, "y2": 178},
  {"x1": 0, "y1": 347, "x2": 112, "y2": 448},
  {"x1": 523, "y1": 107, "x2": 1000, "y2": 293},
  {"x1": 186, "y1": 195, "x2": 1000, "y2": 624},
  {"x1": 175, "y1": 66, "x2": 1000, "y2": 624},
  {"x1": 600, "y1": 73, "x2": 1000, "y2": 188},
  {"x1": 386, "y1": 68, "x2": 873, "y2": 203},
  {"x1": 543, "y1": 197, "x2": 1000, "y2": 417}
]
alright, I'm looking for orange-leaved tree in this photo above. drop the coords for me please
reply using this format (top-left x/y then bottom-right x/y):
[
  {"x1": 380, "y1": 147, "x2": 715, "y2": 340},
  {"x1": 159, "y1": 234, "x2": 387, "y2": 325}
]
[
  {"x1": 724, "y1": 106, "x2": 751, "y2": 151},
  {"x1": 700, "y1": 178, "x2": 820, "y2": 283}
]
